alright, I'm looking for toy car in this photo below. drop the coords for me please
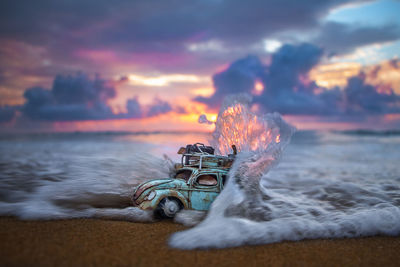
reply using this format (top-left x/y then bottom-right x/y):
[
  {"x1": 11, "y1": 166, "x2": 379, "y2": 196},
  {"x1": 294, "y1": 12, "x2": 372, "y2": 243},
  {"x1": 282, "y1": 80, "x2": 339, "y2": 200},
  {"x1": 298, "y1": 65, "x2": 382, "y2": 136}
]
[{"x1": 132, "y1": 143, "x2": 236, "y2": 217}]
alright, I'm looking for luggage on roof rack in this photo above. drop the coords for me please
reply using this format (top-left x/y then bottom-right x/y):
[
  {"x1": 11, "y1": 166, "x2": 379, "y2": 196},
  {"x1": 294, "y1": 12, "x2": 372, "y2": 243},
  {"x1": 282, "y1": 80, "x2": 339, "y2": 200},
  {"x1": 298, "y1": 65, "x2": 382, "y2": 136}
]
[
  {"x1": 184, "y1": 143, "x2": 214, "y2": 155},
  {"x1": 177, "y1": 143, "x2": 235, "y2": 170}
]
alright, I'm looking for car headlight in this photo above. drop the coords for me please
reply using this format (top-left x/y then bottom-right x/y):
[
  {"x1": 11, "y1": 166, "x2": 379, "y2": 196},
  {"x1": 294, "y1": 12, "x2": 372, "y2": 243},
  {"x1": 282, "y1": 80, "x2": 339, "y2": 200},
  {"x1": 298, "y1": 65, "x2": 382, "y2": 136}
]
[{"x1": 144, "y1": 190, "x2": 156, "y2": 201}]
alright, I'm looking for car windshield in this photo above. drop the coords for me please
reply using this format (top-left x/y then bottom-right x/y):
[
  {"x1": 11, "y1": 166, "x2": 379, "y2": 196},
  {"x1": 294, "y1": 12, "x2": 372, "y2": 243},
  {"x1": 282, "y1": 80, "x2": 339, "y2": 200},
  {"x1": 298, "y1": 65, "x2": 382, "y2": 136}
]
[{"x1": 174, "y1": 170, "x2": 192, "y2": 181}]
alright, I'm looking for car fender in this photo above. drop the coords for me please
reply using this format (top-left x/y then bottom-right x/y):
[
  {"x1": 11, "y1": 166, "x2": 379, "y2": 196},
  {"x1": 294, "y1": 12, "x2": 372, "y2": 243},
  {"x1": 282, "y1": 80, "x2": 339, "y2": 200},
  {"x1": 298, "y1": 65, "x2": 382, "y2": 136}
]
[{"x1": 152, "y1": 189, "x2": 189, "y2": 209}]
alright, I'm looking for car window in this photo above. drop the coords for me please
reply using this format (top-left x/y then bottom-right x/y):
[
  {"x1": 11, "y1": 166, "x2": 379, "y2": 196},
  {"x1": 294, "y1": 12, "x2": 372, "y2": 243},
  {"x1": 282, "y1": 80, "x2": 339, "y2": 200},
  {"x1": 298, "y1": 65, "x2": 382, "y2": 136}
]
[
  {"x1": 175, "y1": 170, "x2": 192, "y2": 181},
  {"x1": 196, "y1": 174, "x2": 218, "y2": 186}
]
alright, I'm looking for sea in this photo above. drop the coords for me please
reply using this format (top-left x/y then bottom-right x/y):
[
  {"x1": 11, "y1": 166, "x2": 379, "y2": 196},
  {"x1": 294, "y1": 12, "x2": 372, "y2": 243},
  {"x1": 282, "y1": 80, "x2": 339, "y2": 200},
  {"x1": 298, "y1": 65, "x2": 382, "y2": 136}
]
[{"x1": 1, "y1": 104, "x2": 400, "y2": 249}]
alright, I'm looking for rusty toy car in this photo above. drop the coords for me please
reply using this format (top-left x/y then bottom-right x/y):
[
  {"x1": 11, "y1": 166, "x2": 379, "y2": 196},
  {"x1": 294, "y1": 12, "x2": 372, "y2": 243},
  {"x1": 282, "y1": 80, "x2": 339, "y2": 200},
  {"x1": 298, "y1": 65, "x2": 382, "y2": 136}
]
[{"x1": 132, "y1": 143, "x2": 235, "y2": 217}]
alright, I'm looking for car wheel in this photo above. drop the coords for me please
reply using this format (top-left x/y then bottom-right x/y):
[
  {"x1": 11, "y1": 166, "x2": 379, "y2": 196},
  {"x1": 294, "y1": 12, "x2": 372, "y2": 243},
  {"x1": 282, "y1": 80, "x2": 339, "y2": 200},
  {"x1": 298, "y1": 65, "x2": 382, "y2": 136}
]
[{"x1": 158, "y1": 198, "x2": 182, "y2": 218}]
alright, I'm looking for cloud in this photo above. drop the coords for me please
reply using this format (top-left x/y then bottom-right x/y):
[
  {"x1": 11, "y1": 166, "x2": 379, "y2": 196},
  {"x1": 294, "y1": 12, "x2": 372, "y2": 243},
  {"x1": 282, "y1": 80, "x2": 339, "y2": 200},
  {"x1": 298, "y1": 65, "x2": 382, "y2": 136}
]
[
  {"x1": 195, "y1": 55, "x2": 264, "y2": 108},
  {"x1": 127, "y1": 74, "x2": 206, "y2": 87},
  {"x1": 51, "y1": 73, "x2": 116, "y2": 104},
  {"x1": 20, "y1": 73, "x2": 172, "y2": 121},
  {"x1": 0, "y1": 0, "x2": 369, "y2": 58},
  {"x1": 343, "y1": 74, "x2": 400, "y2": 114},
  {"x1": 125, "y1": 97, "x2": 143, "y2": 119},
  {"x1": 22, "y1": 73, "x2": 117, "y2": 121},
  {"x1": 0, "y1": 106, "x2": 17, "y2": 123},
  {"x1": 313, "y1": 22, "x2": 400, "y2": 55},
  {"x1": 195, "y1": 43, "x2": 400, "y2": 116},
  {"x1": 196, "y1": 43, "x2": 326, "y2": 112},
  {"x1": 364, "y1": 59, "x2": 400, "y2": 94},
  {"x1": 146, "y1": 98, "x2": 172, "y2": 117},
  {"x1": 259, "y1": 43, "x2": 324, "y2": 114},
  {"x1": 0, "y1": 0, "x2": 395, "y2": 92}
]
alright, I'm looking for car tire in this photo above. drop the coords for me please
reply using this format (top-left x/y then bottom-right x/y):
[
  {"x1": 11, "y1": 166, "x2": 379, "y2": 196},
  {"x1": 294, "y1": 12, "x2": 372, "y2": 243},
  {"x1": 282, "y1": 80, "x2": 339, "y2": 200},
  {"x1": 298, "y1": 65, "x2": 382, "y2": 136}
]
[{"x1": 157, "y1": 197, "x2": 182, "y2": 218}]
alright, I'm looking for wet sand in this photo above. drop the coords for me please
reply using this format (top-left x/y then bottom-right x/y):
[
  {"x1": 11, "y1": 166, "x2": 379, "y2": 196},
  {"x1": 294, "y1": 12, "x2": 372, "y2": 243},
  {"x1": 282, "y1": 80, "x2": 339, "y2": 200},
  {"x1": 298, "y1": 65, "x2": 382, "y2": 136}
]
[{"x1": 0, "y1": 217, "x2": 399, "y2": 267}]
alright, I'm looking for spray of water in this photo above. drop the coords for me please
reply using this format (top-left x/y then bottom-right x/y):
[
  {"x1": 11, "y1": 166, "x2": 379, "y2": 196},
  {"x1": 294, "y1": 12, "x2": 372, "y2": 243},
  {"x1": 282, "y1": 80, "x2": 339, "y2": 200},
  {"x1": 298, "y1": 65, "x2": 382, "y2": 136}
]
[
  {"x1": 1, "y1": 94, "x2": 399, "y2": 249},
  {"x1": 0, "y1": 152, "x2": 174, "y2": 221},
  {"x1": 169, "y1": 94, "x2": 400, "y2": 249}
]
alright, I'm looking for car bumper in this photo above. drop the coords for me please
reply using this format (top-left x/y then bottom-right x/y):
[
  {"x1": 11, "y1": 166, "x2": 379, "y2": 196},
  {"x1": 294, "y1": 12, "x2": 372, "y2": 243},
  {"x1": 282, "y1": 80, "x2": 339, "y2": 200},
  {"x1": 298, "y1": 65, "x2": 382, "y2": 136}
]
[{"x1": 133, "y1": 199, "x2": 157, "y2": 211}]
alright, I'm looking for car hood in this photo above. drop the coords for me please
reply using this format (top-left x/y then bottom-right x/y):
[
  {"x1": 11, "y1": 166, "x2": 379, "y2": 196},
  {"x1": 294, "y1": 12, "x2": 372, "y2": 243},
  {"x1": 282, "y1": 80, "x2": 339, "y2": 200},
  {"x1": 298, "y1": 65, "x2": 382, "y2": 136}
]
[
  {"x1": 133, "y1": 178, "x2": 185, "y2": 199},
  {"x1": 141, "y1": 178, "x2": 174, "y2": 188}
]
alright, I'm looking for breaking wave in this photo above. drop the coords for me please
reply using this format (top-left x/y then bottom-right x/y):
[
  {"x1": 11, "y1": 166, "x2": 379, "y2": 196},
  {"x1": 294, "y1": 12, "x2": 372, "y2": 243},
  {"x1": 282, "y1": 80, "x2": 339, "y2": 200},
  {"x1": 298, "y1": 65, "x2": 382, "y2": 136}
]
[
  {"x1": 0, "y1": 94, "x2": 399, "y2": 249},
  {"x1": 169, "y1": 94, "x2": 400, "y2": 249},
  {"x1": 0, "y1": 144, "x2": 174, "y2": 222}
]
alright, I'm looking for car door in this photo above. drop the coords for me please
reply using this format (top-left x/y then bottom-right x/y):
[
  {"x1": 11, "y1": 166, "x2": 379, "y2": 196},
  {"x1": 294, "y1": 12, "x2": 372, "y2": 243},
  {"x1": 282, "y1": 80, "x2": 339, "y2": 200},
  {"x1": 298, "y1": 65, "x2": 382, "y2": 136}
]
[{"x1": 189, "y1": 172, "x2": 220, "y2": 210}]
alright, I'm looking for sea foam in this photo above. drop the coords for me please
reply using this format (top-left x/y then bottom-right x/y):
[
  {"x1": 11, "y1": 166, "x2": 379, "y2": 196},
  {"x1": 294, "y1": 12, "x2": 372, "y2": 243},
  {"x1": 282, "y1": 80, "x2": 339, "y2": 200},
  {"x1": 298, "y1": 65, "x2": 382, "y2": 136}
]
[
  {"x1": 169, "y1": 94, "x2": 400, "y2": 249},
  {"x1": 0, "y1": 95, "x2": 399, "y2": 249}
]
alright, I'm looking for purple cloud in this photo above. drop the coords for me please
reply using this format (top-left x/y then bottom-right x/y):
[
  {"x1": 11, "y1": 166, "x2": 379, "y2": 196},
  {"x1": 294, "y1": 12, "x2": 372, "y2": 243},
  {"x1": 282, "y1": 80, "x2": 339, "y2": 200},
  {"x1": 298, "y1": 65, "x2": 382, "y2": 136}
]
[
  {"x1": 146, "y1": 98, "x2": 172, "y2": 117},
  {"x1": 343, "y1": 74, "x2": 400, "y2": 115},
  {"x1": 21, "y1": 73, "x2": 173, "y2": 121},
  {"x1": 22, "y1": 73, "x2": 117, "y2": 121},
  {"x1": 195, "y1": 55, "x2": 264, "y2": 108},
  {"x1": 1, "y1": 0, "x2": 389, "y2": 76},
  {"x1": 0, "y1": 106, "x2": 17, "y2": 123},
  {"x1": 313, "y1": 22, "x2": 400, "y2": 55},
  {"x1": 195, "y1": 43, "x2": 400, "y2": 116}
]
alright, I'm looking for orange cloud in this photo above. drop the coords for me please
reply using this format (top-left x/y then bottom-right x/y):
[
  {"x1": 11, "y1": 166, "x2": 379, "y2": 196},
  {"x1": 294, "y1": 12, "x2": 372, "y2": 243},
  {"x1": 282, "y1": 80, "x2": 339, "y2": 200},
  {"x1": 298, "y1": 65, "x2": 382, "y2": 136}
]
[
  {"x1": 190, "y1": 87, "x2": 215, "y2": 97},
  {"x1": 309, "y1": 62, "x2": 361, "y2": 88},
  {"x1": 127, "y1": 74, "x2": 207, "y2": 87},
  {"x1": 364, "y1": 60, "x2": 400, "y2": 94},
  {"x1": 309, "y1": 59, "x2": 400, "y2": 94},
  {"x1": 252, "y1": 80, "x2": 264, "y2": 95}
]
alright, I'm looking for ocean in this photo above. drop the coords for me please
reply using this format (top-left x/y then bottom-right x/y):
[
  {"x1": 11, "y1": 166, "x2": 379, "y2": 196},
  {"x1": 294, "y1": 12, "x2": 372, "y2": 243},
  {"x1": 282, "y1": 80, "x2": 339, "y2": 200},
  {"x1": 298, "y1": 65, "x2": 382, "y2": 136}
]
[{"x1": 1, "y1": 117, "x2": 400, "y2": 249}]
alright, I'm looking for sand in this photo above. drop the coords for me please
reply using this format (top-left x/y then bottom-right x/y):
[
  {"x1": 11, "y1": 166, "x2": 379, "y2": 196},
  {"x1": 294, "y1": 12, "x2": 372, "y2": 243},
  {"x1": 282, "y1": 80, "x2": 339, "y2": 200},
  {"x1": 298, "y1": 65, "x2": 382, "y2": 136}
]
[{"x1": 0, "y1": 217, "x2": 399, "y2": 267}]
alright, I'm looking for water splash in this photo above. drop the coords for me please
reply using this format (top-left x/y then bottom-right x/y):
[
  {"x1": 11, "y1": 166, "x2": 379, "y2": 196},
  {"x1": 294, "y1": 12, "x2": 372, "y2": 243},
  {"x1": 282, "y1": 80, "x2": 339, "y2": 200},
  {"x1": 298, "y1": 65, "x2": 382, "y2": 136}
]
[
  {"x1": 0, "y1": 150, "x2": 173, "y2": 222},
  {"x1": 169, "y1": 94, "x2": 400, "y2": 249},
  {"x1": 1, "y1": 96, "x2": 399, "y2": 249}
]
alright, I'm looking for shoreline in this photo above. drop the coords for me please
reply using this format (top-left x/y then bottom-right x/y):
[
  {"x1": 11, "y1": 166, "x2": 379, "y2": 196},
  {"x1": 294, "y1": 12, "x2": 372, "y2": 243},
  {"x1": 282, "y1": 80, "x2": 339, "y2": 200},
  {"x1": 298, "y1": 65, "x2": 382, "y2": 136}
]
[{"x1": 1, "y1": 217, "x2": 399, "y2": 266}]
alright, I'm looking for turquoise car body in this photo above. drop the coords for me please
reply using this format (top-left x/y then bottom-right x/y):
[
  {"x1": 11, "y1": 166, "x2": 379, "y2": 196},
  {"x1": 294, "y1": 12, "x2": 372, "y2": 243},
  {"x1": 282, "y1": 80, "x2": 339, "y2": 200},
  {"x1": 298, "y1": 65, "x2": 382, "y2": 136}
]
[{"x1": 132, "y1": 167, "x2": 229, "y2": 211}]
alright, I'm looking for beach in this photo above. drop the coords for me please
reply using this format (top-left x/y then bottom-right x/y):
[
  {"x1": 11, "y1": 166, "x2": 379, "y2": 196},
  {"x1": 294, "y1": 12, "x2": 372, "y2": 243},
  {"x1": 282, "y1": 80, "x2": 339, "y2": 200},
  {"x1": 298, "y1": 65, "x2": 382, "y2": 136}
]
[
  {"x1": 1, "y1": 131, "x2": 400, "y2": 264},
  {"x1": 1, "y1": 217, "x2": 399, "y2": 267}
]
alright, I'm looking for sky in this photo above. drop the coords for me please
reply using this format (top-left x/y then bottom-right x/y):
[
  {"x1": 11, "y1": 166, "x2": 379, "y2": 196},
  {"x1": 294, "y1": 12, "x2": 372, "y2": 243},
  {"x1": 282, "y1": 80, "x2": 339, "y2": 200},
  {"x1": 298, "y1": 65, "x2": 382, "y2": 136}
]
[{"x1": 0, "y1": 0, "x2": 400, "y2": 132}]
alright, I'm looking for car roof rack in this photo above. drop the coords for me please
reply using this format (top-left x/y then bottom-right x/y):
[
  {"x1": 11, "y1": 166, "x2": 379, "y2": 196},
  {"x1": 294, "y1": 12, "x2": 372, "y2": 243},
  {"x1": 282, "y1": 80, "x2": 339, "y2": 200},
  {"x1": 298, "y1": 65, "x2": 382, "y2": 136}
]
[{"x1": 177, "y1": 143, "x2": 235, "y2": 170}]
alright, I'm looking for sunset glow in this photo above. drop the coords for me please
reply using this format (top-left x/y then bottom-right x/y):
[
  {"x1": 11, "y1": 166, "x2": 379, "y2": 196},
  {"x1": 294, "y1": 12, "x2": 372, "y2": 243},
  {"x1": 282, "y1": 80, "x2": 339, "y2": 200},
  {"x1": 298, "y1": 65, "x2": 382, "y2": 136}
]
[
  {"x1": 253, "y1": 81, "x2": 264, "y2": 95},
  {"x1": 0, "y1": 0, "x2": 399, "y2": 132},
  {"x1": 127, "y1": 74, "x2": 207, "y2": 87},
  {"x1": 309, "y1": 62, "x2": 362, "y2": 88}
]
